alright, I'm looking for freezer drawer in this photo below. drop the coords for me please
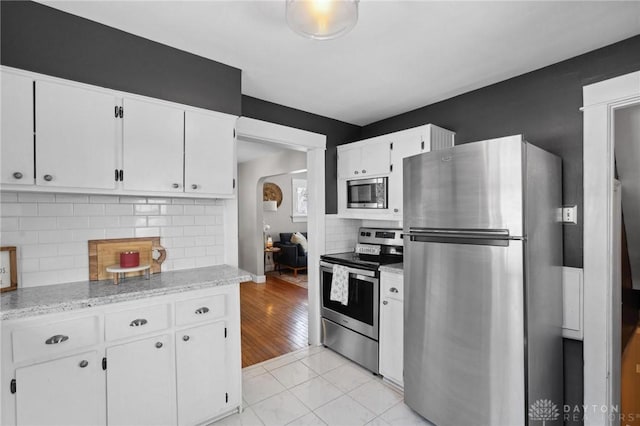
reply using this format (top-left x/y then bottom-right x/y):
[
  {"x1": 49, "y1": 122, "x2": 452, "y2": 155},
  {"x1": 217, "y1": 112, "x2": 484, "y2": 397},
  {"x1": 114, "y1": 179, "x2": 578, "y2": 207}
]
[{"x1": 404, "y1": 238, "x2": 526, "y2": 425}]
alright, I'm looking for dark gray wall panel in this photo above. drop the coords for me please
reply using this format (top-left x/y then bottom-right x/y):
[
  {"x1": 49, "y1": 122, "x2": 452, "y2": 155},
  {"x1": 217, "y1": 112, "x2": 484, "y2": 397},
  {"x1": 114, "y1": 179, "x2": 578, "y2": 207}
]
[
  {"x1": 1, "y1": 1, "x2": 241, "y2": 115},
  {"x1": 359, "y1": 35, "x2": 640, "y2": 269},
  {"x1": 241, "y1": 95, "x2": 361, "y2": 214}
]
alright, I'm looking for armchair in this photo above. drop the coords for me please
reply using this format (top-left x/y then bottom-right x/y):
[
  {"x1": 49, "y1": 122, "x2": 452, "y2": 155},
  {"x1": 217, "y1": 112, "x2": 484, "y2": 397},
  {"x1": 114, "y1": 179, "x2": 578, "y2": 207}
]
[{"x1": 274, "y1": 232, "x2": 308, "y2": 277}]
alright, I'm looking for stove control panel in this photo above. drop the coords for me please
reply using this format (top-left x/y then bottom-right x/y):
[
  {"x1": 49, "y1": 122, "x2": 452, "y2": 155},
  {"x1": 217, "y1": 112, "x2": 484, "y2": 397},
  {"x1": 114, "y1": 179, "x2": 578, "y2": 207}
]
[{"x1": 357, "y1": 227, "x2": 403, "y2": 247}]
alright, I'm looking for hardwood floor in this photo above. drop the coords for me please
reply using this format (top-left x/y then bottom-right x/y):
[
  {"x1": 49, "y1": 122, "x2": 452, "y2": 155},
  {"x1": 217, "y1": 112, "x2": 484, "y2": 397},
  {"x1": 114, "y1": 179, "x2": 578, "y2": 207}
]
[{"x1": 240, "y1": 275, "x2": 309, "y2": 367}]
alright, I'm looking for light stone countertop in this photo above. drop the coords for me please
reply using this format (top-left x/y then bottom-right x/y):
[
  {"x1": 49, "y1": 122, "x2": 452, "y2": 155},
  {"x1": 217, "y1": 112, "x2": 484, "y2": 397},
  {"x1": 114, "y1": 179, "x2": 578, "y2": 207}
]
[
  {"x1": 378, "y1": 263, "x2": 404, "y2": 274},
  {"x1": 1, "y1": 265, "x2": 251, "y2": 321}
]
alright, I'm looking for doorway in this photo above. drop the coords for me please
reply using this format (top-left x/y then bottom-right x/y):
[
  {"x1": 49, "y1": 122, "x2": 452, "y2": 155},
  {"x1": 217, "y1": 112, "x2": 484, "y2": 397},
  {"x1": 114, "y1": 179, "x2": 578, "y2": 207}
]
[
  {"x1": 583, "y1": 71, "x2": 640, "y2": 426},
  {"x1": 233, "y1": 117, "x2": 326, "y2": 367}
]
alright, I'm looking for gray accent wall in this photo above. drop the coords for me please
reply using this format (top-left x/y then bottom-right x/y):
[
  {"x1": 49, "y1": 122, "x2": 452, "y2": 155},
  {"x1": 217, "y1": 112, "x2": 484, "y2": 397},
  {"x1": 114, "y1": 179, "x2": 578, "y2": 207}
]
[{"x1": 1, "y1": 1, "x2": 241, "y2": 115}]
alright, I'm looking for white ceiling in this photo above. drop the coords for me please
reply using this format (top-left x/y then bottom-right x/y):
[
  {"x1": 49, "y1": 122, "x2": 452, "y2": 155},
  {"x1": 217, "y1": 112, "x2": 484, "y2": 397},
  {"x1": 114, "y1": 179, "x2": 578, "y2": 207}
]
[{"x1": 41, "y1": 1, "x2": 640, "y2": 126}]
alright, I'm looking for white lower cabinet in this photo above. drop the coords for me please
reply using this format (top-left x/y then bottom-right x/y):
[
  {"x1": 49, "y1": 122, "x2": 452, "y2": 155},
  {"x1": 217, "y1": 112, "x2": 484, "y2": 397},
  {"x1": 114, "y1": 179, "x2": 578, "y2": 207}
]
[
  {"x1": 176, "y1": 321, "x2": 228, "y2": 425},
  {"x1": 106, "y1": 334, "x2": 176, "y2": 426},
  {"x1": 1, "y1": 284, "x2": 241, "y2": 426},
  {"x1": 15, "y1": 351, "x2": 103, "y2": 426},
  {"x1": 379, "y1": 271, "x2": 404, "y2": 387}
]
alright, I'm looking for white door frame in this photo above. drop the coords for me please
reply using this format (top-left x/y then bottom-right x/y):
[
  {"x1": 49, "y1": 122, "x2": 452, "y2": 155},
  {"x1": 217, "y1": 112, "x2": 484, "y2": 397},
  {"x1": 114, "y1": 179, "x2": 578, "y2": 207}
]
[
  {"x1": 582, "y1": 71, "x2": 640, "y2": 425},
  {"x1": 234, "y1": 117, "x2": 326, "y2": 346}
]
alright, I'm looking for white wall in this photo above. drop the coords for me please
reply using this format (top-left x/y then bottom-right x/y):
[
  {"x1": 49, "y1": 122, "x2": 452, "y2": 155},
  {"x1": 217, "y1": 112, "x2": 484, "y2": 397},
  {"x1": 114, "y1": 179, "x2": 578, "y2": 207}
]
[
  {"x1": 237, "y1": 150, "x2": 306, "y2": 278},
  {"x1": 0, "y1": 192, "x2": 225, "y2": 288},
  {"x1": 263, "y1": 172, "x2": 307, "y2": 243}
]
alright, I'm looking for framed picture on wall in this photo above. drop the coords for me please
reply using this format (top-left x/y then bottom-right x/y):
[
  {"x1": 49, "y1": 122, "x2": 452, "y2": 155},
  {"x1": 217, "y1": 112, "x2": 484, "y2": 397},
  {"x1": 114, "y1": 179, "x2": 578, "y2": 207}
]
[
  {"x1": 0, "y1": 246, "x2": 18, "y2": 293},
  {"x1": 292, "y1": 178, "x2": 308, "y2": 222}
]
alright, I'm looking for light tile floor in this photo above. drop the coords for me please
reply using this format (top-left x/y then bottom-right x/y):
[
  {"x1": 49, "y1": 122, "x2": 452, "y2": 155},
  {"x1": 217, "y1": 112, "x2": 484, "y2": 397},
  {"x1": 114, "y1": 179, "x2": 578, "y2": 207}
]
[{"x1": 213, "y1": 346, "x2": 434, "y2": 426}]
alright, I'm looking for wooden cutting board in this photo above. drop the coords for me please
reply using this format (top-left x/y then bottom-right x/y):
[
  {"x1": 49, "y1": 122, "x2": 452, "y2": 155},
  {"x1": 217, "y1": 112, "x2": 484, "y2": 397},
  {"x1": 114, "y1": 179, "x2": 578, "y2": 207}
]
[{"x1": 88, "y1": 237, "x2": 165, "y2": 281}]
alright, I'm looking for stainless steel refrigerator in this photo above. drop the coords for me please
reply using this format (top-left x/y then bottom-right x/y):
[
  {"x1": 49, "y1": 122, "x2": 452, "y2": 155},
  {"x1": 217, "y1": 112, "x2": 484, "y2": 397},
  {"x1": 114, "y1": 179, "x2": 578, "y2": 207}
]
[{"x1": 403, "y1": 135, "x2": 563, "y2": 425}]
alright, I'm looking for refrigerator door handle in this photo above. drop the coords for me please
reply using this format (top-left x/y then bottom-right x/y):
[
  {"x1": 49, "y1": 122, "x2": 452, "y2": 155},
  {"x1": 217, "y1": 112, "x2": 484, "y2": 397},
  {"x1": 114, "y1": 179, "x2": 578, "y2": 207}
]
[{"x1": 406, "y1": 228, "x2": 519, "y2": 246}]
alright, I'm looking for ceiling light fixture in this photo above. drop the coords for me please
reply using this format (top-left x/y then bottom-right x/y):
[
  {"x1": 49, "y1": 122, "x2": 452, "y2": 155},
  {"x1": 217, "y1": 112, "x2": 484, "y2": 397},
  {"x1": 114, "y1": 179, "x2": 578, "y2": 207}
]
[{"x1": 286, "y1": 0, "x2": 359, "y2": 40}]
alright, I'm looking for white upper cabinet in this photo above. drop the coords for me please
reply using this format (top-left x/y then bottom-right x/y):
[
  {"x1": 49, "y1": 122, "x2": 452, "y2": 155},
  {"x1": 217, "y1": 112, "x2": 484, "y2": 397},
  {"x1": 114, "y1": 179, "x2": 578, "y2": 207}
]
[
  {"x1": 1, "y1": 71, "x2": 34, "y2": 186},
  {"x1": 337, "y1": 136, "x2": 391, "y2": 179},
  {"x1": 185, "y1": 110, "x2": 236, "y2": 196},
  {"x1": 35, "y1": 81, "x2": 119, "y2": 190},
  {"x1": 122, "y1": 97, "x2": 184, "y2": 193}
]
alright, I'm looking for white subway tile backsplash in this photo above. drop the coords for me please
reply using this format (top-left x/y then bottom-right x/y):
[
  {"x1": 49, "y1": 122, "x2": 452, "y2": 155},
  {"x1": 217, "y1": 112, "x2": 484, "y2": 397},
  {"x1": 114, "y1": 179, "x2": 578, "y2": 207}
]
[
  {"x1": 74, "y1": 204, "x2": 105, "y2": 216},
  {"x1": 38, "y1": 203, "x2": 74, "y2": 217},
  {"x1": 105, "y1": 204, "x2": 134, "y2": 216},
  {"x1": 89, "y1": 195, "x2": 119, "y2": 204},
  {"x1": 134, "y1": 204, "x2": 160, "y2": 215},
  {"x1": 147, "y1": 216, "x2": 172, "y2": 227},
  {"x1": 19, "y1": 217, "x2": 57, "y2": 231},
  {"x1": 55, "y1": 194, "x2": 89, "y2": 203},
  {"x1": 18, "y1": 193, "x2": 55, "y2": 203},
  {"x1": 89, "y1": 216, "x2": 121, "y2": 228},
  {"x1": 57, "y1": 216, "x2": 90, "y2": 230},
  {"x1": 160, "y1": 205, "x2": 184, "y2": 215},
  {"x1": 1, "y1": 203, "x2": 38, "y2": 216},
  {"x1": 1, "y1": 192, "x2": 226, "y2": 288},
  {"x1": 172, "y1": 215, "x2": 194, "y2": 226},
  {"x1": 105, "y1": 228, "x2": 135, "y2": 239},
  {"x1": 1, "y1": 230, "x2": 39, "y2": 245},
  {"x1": 184, "y1": 205, "x2": 205, "y2": 215},
  {"x1": 39, "y1": 230, "x2": 73, "y2": 244},
  {"x1": 134, "y1": 227, "x2": 160, "y2": 238}
]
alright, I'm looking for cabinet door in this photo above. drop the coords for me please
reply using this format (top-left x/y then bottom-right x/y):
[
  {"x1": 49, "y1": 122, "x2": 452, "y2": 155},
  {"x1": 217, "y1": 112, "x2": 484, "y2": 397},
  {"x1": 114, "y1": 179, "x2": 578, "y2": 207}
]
[
  {"x1": 176, "y1": 321, "x2": 229, "y2": 425},
  {"x1": 106, "y1": 335, "x2": 175, "y2": 426},
  {"x1": 379, "y1": 298, "x2": 404, "y2": 387},
  {"x1": 1, "y1": 72, "x2": 34, "y2": 185},
  {"x1": 184, "y1": 111, "x2": 236, "y2": 196},
  {"x1": 362, "y1": 138, "x2": 392, "y2": 176},
  {"x1": 122, "y1": 98, "x2": 184, "y2": 193},
  {"x1": 388, "y1": 129, "x2": 424, "y2": 216},
  {"x1": 16, "y1": 351, "x2": 103, "y2": 426},
  {"x1": 337, "y1": 146, "x2": 361, "y2": 179},
  {"x1": 35, "y1": 81, "x2": 119, "y2": 189}
]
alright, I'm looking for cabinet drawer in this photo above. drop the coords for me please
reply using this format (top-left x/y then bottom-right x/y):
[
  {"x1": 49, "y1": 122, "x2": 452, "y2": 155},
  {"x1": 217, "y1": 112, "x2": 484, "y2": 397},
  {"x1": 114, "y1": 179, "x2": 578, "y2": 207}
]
[
  {"x1": 12, "y1": 316, "x2": 100, "y2": 363},
  {"x1": 381, "y1": 273, "x2": 404, "y2": 301},
  {"x1": 105, "y1": 303, "x2": 170, "y2": 341},
  {"x1": 175, "y1": 294, "x2": 226, "y2": 326}
]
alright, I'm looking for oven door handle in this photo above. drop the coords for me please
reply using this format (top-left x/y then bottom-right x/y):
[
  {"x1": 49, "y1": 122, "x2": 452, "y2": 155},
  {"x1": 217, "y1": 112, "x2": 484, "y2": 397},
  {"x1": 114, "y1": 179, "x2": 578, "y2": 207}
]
[{"x1": 320, "y1": 261, "x2": 376, "y2": 278}]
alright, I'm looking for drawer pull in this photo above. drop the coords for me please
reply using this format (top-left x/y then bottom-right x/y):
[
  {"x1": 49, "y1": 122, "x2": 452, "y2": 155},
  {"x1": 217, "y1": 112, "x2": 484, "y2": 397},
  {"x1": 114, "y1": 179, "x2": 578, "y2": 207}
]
[
  {"x1": 155, "y1": 342, "x2": 163, "y2": 349},
  {"x1": 383, "y1": 300, "x2": 388, "y2": 305},
  {"x1": 79, "y1": 360, "x2": 89, "y2": 368},
  {"x1": 195, "y1": 307, "x2": 210, "y2": 315},
  {"x1": 45, "y1": 334, "x2": 69, "y2": 345},
  {"x1": 129, "y1": 318, "x2": 148, "y2": 327},
  {"x1": 183, "y1": 335, "x2": 190, "y2": 342},
  {"x1": 390, "y1": 287, "x2": 399, "y2": 293}
]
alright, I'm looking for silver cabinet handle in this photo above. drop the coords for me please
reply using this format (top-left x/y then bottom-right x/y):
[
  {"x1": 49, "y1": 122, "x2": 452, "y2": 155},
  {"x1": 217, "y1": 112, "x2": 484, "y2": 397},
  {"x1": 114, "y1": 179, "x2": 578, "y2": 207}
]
[
  {"x1": 382, "y1": 300, "x2": 388, "y2": 305},
  {"x1": 45, "y1": 334, "x2": 69, "y2": 345},
  {"x1": 129, "y1": 318, "x2": 148, "y2": 327},
  {"x1": 191, "y1": 184, "x2": 198, "y2": 190},
  {"x1": 183, "y1": 335, "x2": 190, "y2": 342},
  {"x1": 155, "y1": 342, "x2": 163, "y2": 349},
  {"x1": 195, "y1": 307, "x2": 210, "y2": 315},
  {"x1": 172, "y1": 183, "x2": 180, "y2": 189},
  {"x1": 362, "y1": 169, "x2": 366, "y2": 173},
  {"x1": 393, "y1": 208, "x2": 399, "y2": 213},
  {"x1": 43, "y1": 174, "x2": 53, "y2": 182},
  {"x1": 390, "y1": 287, "x2": 399, "y2": 293},
  {"x1": 79, "y1": 360, "x2": 89, "y2": 368},
  {"x1": 12, "y1": 172, "x2": 23, "y2": 179},
  {"x1": 354, "y1": 170, "x2": 359, "y2": 175}
]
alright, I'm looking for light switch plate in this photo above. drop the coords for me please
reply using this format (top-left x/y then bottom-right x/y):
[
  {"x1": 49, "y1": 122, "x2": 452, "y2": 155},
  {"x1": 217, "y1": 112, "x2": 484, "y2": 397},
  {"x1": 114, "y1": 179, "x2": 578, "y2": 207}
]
[{"x1": 562, "y1": 205, "x2": 578, "y2": 225}]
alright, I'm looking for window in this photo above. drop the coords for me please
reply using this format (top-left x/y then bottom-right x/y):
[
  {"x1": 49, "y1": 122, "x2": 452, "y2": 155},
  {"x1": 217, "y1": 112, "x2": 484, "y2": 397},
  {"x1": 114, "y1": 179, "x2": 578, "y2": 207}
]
[{"x1": 292, "y1": 178, "x2": 307, "y2": 222}]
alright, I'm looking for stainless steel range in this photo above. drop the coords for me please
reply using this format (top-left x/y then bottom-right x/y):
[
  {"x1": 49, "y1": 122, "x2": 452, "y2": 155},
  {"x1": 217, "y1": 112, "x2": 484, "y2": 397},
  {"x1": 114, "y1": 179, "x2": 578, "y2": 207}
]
[{"x1": 319, "y1": 227, "x2": 403, "y2": 374}]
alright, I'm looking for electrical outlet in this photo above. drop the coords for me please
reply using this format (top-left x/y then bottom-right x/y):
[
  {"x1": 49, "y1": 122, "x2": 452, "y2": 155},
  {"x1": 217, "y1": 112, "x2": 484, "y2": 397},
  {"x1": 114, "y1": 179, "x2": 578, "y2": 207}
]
[{"x1": 562, "y1": 205, "x2": 578, "y2": 225}]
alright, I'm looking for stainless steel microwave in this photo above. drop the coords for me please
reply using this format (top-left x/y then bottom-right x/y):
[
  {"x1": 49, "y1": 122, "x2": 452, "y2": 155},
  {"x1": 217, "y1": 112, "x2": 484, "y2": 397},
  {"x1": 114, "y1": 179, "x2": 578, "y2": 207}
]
[{"x1": 347, "y1": 177, "x2": 388, "y2": 209}]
